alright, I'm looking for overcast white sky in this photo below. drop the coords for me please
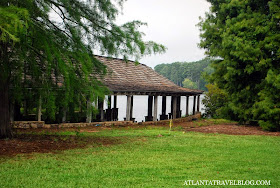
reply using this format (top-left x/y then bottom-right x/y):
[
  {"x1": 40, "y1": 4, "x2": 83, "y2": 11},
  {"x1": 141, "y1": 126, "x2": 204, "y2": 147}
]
[{"x1": 117, "y1": 0, "x2": 211, "y2": 68}]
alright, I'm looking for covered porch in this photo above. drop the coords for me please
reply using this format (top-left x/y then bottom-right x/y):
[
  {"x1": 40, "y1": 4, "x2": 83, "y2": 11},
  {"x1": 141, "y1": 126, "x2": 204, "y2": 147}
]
[
  {"x1": 12, "y1": 56, "x2": 203, "y2": 124},
  {"x1": 94, "y1": 94, "x2": 202, "y2": 123},
  {"x1": 85, "y1": 56, "x2": 204, "y2": 123}
]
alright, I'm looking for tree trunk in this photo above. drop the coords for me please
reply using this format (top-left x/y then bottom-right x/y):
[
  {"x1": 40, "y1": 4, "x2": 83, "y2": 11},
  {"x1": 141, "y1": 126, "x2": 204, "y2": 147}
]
[
  {"x1": 0, "y1": 42, "x2": 12, "y2": 138},
  {"x1": 0, "y1": 80, "x2": 12, "y2": 138}
]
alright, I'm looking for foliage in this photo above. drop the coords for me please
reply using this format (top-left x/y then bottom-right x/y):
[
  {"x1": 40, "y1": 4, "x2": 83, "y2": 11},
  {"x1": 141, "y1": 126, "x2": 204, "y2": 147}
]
[
  {"x1": 0, "y1": 128, "x2": 279, "y2": 187},
  {"x1": 0, "y1": 0, "x2": 166, "y2": 137},
  {"x1": 0, "y1": 6, "x2": 29, "y2": 43},
  {"x1": 182, "y1": 78, "x2": 198, "y2": 89},
  {"x1": 192, "y1": 118, "x2": 236, "y2": 127},
  {"x1": 253, "y1": 69, "x2": 280, "y2": 131},
  {"x1": 154, "y1": 58, "x2": 212, "y2": 90},
  {"x1": 199, "y1": 0, "x2": 280, "y2": 130},
  {"x1": 203, "y1": 84, "x2": 230, "y2": 119}
]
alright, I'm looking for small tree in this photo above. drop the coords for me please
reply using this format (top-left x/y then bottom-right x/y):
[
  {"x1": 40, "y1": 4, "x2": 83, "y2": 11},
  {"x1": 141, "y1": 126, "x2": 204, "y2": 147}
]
[
  {"x1": 202, "y1": 84, "x2": 230, "y2": 119},
  {"x1": 182, "y1": 78, "x2": 198, "y2": 89}
]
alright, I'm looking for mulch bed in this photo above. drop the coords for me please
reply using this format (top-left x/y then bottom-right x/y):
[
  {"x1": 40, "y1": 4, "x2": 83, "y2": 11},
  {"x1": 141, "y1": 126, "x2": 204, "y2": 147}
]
[
  {"x1": 179, "y1": 122, "x2": 280, "y2": 136},
  {"x1": 184, "y1": 124, "x2": 280, "y2": 136},
  {"x1": 0, "y1": 131, "x2": 121, "y2": 157}
]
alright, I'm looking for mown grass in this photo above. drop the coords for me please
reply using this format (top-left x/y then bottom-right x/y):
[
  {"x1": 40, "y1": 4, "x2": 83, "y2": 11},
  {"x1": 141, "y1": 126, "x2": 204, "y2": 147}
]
[
  {"x1": 0, "y1": 127, "x2": 279, "y2": 187},
  {"x1": 190, "y1": 118, "x2": 236, "y2": 127}
]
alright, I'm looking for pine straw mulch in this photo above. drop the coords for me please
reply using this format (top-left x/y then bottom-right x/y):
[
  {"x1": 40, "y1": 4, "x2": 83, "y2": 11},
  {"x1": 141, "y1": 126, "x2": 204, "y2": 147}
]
[
  {"x1": 0, "y1": 128, "x2": 122, "y2": 157},
  {"x1": 176, "y1": 120, "x2": 280, "y2": 136}
]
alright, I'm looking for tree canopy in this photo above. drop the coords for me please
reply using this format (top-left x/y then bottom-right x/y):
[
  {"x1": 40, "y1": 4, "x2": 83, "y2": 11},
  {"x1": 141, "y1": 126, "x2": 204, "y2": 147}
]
[
  {"x1": 199, "y1": 0, "x2": 280, "y2": 130},
  {"x1": 182, "y1": 78, "x2": 198, "y2": 90},
  {"x1": 0, "y1": 0, "x2": 166, "y2": 138},
  {"x1": 154, "y1": 58, "x2": 212, "y2": 91}
]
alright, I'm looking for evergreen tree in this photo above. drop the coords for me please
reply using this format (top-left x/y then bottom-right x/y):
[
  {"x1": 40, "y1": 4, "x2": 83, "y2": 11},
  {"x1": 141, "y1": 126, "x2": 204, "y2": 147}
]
[
  {"x1": 199, "y1": 0, "x2": 280, "y2": 130},
  {"x1": 0, "y1": 0, "x2": 166, "y2": 138}
]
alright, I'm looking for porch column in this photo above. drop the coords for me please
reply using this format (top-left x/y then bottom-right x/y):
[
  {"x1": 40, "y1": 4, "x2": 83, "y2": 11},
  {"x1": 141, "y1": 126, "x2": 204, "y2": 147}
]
[
  {"x1": 153, "y1": 96, "x2": 158, "y2": 121},
  {"x1": 86, "y1": 98, "x2": 92, "y2": 123},
  {"x1": 193, "y1": 95, "x2": 196, "y2": 115},
  {"x1": 113, "y1": 95, "x2": 118, "y2": 121},
  {"x1": 172, "y1": 96, "x2": 177, "y2": 119},
  {"x1": 98, "y1": 98, "x2": 104, "y2": 121},
  {"x1": 170, "y1": 96, "x2": 174, "y2": 119},
  {"x1": 37, "y1": 95, "x2": 42, "y2": 121},
  {"x1": 146, "y1": 95, "x2": 153, "y2": 121},
  {"x1": 197, "y1": 95, "x2": 200, "y2": 112},
  {"x1": 126, "y1": 95, "x2": 132, "y2": 121},
  {"x1": 130, "y1": 96, "x2": 134, "y2": 121},
  {"x1": 176, "y1": 96, "x2": 181, "y2": 118},
  {"x1": 114, "y1": 95, "x2": 117, "y2": 108},
  {"x1": 160, "y1": 96, "x2": 168, "y2": 120},
  {"x1": 186, "y1": 96, "x2": 189, "y2": 116}
]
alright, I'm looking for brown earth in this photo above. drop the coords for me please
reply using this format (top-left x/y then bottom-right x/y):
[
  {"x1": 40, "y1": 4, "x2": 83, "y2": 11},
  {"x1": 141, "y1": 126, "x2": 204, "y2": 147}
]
[
  {"x1": 182, "y1": 123, "x2": 280, "y2": 136},
  {"x1": 0, "y1": 120, "x2": 279, "y2": 157},
  {"x1": 173, "y1": 119, "x2": 280, "y2": 136},
  {"x1": 0, "y1": 129, "x2": 122, "y2": 157}
]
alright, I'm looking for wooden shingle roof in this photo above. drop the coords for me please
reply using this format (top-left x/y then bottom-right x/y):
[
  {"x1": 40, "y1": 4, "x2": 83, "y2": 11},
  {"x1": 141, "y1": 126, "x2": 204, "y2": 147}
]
[{"x1": 96, "y1": 56, "x2": 203, "y2": 96}]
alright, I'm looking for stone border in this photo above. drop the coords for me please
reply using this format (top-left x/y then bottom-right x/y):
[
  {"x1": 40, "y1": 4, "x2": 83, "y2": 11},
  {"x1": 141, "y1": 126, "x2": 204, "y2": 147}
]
[{"x1": 12, "y1": 113, "x2": 201, "y2": 129}]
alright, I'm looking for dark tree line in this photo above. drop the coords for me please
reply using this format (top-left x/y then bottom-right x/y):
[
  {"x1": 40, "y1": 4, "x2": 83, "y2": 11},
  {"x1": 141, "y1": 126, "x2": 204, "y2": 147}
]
[{"x1": 154, "y1": 58, "x2": 212, "y2": 91}]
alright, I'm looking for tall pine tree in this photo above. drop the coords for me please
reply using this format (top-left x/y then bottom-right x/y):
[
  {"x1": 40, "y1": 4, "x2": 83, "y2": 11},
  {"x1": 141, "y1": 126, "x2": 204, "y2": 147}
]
[{"x1": 199, "y1": 0, "x2": 280, "y2": 130}]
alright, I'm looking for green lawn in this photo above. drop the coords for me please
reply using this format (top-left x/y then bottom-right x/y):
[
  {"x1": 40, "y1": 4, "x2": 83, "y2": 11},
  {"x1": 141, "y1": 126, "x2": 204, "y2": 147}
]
[{"x1": 0, "y1": 127, "x2": 279, "y2": 187}]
